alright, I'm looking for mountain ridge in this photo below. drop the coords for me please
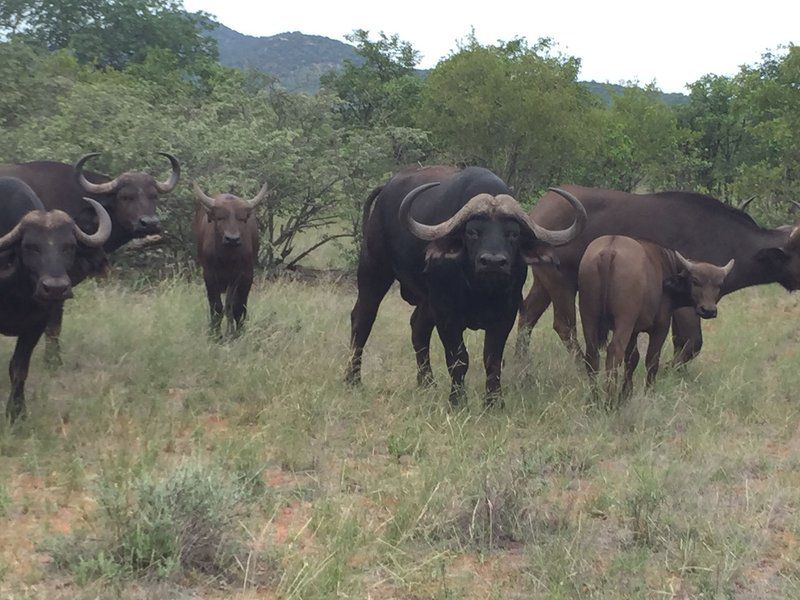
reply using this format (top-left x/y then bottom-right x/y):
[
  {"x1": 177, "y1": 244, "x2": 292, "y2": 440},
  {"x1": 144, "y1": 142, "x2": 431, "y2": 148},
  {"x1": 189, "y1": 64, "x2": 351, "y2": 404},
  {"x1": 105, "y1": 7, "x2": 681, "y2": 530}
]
[{"x1": 207, "y1": 23, "x2": 688, "y2": 105}]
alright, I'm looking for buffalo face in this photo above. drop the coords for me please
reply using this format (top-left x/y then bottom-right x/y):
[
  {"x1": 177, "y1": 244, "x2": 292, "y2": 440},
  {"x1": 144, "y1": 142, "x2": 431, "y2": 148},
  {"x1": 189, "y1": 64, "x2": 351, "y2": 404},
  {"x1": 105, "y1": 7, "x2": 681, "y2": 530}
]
[
  {"x1": 193, "y1": 182, "x2": 269, "y2": 249},
  {"x1": 756, "y1": 225, "x2": 800, "y2": 291},
  {"x1": 667, "y1": 253, "x2": 735, "y2": 319},
  {"x1": 401, "y1": 184, "x2": 587, "y2": 281},
  {"x1": 75, "y1": 152, "x2": 180, "y2": 239},
  {"x1": 0, "y1": 200, "x2": 112, "y2": 303},
  {"x1": 465, "y1": 217, "x2": 521, "y2": 279}
]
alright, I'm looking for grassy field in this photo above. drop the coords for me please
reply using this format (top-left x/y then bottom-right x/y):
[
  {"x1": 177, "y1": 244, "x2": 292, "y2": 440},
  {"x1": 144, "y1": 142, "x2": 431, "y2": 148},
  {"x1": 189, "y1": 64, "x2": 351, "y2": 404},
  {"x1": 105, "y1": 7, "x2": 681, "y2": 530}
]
[{"x1": 0, "y1": 274, "x2": 799, "y2": 599}]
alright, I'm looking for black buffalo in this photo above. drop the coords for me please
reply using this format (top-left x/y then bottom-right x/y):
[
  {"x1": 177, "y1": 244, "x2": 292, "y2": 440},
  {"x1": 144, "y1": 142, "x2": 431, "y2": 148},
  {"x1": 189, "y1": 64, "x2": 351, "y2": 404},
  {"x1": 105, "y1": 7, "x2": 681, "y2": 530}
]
[
  {"x1": 0, "y1": 177, "x2": 111, "y2": 421},
  {"x1": 345, "y1": 165, "x2": 586, "y2": 406},
  {"x1": 0, "y1": 153, "x2": 180, "y2": 365},
  {"x1": 516, "y1": 185, "x2": 800, "y2": 364}
]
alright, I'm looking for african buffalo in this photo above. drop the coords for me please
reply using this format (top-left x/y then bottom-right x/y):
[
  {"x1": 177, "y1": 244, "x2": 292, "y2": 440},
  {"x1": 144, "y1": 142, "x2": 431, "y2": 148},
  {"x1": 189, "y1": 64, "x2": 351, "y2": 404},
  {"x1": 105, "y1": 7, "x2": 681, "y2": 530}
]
[
  {"x1": 0, "y1": 152, "x2": 180, "y2": 365},
  {"x1": 0, "y1": 177, "x2": 111, "y2": 421},
  {"x1": 345, "y1": 165, "x2": 587, "y2": 406},
  {"x1": 192, "y1": 181, "x2": 268, "y2": 336},
  {"x1": 516, "y1": 186, "x2": 800, "y2": 364},
  {"x1": 579, "y1": 235, "x2": 734, "y2": 402}
]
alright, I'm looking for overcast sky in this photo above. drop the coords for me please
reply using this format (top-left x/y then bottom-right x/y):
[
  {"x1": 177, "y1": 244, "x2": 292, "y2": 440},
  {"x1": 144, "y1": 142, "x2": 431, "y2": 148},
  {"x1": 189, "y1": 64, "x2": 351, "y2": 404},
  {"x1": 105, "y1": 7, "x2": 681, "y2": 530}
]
[{"x1": 183, "y1": 0, "x2": 797, "y2": 93}]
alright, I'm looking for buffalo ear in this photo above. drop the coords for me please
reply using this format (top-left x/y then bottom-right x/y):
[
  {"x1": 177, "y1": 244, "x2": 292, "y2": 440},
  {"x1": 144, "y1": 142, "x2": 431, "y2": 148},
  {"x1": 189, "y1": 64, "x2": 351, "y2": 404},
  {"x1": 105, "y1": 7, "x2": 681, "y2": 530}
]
[
  {"x1": 755, "y1": 247, "x2": 790, "y2": 269},
  {"x1": 520, "y1": 241, "x2": 560, "y2": 267},
  {"x1": 663, "y1": 273, "x2": 692, "y2": 307},
  {"x1": 424, "y1": 236, "x2": 464, "y2": 265}
]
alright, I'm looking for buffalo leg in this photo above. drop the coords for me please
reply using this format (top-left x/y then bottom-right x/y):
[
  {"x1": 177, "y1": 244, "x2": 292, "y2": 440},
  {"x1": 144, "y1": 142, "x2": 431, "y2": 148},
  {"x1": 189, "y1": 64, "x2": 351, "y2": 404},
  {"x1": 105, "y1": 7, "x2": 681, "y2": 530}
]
[
  {"x1": 483, "y1": 318, "x2": 514, "y2": 407},
  {"x1": 551, "y1": 284, "x2": 582, "y2": 358},
  {"x1": 204, "y1": 278, "x2": 224, "y2": 337},
  {"x1": 345, "y1": 266, "x2": 394, "y2": 385},
  {"x1": 645, "y1": 325, "x2": 670, "y2": 387},
  {"x1": 515, "y1": 277, "x2": 552, "y2": 358},
  {"x1": 605, "y1": 324, "x2": 634, "y2": 407},
  {"x1": 43, "y1": 302, "x2": 64, "y2": 369},
  {"x1": 410, "y1": 303, "x2": 435, "y2": 387},
  {"x1": 622, "y1": 336, "x2": 641, "y2": 401},
  {"x1": 7, "y1": 327, "x2": 45, "y2": 422},
  {"x1": 230, "y1": 277, "x2": 253, "y2": 333},
  {"x1": 671, "y1": 308, "x2": 703, "y2": 367},
  {"x1": 582, "y1": 321, "x2": 601, "y2": 400},
  {"x1": 437, "y1": 324, "x2": 469, "y2": 407}
]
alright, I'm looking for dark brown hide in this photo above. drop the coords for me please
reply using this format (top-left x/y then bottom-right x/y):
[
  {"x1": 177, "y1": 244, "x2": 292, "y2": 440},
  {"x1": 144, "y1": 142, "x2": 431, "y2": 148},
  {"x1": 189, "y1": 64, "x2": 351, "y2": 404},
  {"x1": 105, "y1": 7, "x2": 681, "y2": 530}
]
[
  {"x1": 578, "y1": 236, "x2": 733, "y2": 403},
  {"x1": 516, "y1": 185, "x2": 800, "y2": 364},
  {"x1": 192, "y1": 185, "x2": 264, "y2": 336}
]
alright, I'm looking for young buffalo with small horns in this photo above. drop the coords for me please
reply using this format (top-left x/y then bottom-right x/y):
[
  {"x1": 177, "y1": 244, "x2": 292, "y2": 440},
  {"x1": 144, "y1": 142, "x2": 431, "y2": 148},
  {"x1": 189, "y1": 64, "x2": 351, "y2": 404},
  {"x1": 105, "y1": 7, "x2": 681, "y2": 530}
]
[
  {"x1": 192, "y1": 181, "x2": 268, "y2": 336},
  {"x1": 0, "y1": 176, "x2": 111, "y2": 420},
  {"x1": 579, "y1": 235, "x2": 734, "y2": 404},
  {"x1": 346, "y1": 165, "x2": 587, "y2": 406}
]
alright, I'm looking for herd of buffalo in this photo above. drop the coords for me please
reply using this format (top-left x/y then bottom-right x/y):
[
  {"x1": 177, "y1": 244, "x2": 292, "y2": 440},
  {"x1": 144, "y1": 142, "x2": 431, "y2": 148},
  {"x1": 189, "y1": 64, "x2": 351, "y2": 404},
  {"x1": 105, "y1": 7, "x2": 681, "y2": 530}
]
[{"x1": 1, "y1": 155, "x2": 799, "y2": 421}]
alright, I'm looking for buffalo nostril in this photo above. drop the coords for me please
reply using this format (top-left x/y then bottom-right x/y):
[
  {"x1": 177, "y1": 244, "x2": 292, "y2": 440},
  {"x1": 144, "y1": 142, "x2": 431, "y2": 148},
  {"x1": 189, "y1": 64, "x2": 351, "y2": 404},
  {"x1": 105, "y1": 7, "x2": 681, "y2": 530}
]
[
  {"x1": 139, "y1": 216, "x2": 160, "y2": 227},
  {"x1": 479, "y1": 254, "x2": 508, "y2": 268}
]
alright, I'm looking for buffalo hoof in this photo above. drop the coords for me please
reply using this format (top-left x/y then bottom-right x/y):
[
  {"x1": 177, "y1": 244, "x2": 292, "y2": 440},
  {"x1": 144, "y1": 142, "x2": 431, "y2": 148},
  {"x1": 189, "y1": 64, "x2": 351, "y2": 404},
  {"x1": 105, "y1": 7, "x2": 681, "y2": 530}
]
[
  {"x1": 5, "y1": 401, "x2": 26, "y2": 424},
  {"x1": 484, "y1": 393, "x2": 504, "y2": 409},
  {"x1": 344, "y1": 370, "x2": 362, "y2": 387},
  {"x1": 44, "y1": 344, "x2": 62, "y2": 370},
  {"x1": 417, "y1": 371, "x2": 435, "y2": 388}
]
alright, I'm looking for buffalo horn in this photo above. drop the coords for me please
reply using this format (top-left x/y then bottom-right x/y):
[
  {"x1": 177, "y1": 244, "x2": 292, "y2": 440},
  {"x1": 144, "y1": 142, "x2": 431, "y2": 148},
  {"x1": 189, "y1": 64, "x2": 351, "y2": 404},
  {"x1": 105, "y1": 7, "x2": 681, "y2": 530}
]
[
  {"x1": 192, "y1": 181, "x2": 216, "y2": 211},
  {"x1": 154, "y1": 152, "x2": 181, "y2": 193},
  {"x1": 515, "y1": 188, "x2": 587, "y2": 246},
  {"x1": 0, "y1": 220, "x2": 25, "y2": 251},
  {"x1": 75, "y1": 153, "x2": 121, "y2": 195},
  {"x1": 738, "y1": 195, "x2": 756, "y2": 211},
  {"x1": 73, "y1": 198, "x2": 112, "y2": 247},
  {"x1": 675, "y1": 251, "x2": 693, "y2": 272},
  {"x1": 722, "y1": 258, "x2": 735, "y2": 276},
  {"x1": 246, "y1": 182, "x2": 270, "y2": 209},
  {"x1": 399, "y1": 182, "x2": 445, "y2": 240},
  {"x1": 789, "y1": 226, "x2": 800, "y2": 249}
]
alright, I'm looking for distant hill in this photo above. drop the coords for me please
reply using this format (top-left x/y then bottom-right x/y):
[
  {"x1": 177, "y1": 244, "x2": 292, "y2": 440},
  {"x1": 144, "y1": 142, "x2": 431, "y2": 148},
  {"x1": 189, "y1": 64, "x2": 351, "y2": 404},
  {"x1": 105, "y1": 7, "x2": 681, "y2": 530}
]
[
  {"x1": 582, "y1": 81, "x2": 689, "y2": 106},
  {"x1": 209, "y1": 24, "x2": 361, "y2": 93},
  {"x1": 208, "y1": 23, "x2": 688, "y2": 105}
]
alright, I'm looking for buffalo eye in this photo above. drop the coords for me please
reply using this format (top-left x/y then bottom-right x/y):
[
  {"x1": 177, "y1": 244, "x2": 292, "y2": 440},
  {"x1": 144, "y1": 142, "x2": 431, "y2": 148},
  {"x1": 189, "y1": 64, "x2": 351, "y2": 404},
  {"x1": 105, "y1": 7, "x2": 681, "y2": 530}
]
[
  {"x1": 466, "y1": 228, "x2": 480, "y2": 239},
  {"x1": 691, "y1": 277, "x2": 701, "y2": 286},
  {"x1": 505, "y1": 230, "x2": 519, "y2": 240},
  {"x1": 22, "y1": 243, "x2": 40, "y2": 254}
]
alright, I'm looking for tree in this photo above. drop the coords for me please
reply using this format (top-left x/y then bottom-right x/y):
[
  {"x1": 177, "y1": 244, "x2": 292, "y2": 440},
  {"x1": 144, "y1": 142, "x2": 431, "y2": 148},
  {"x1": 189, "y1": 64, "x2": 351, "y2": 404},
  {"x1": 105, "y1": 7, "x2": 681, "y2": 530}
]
[
  {"x1": 320, "y1": 29, "x2": 423, "y2": 129},
  {"x1": 1, "y1": 0, "x2": 217, "y2": 72},
  {"x1": 418, "y1": 36, "x2": 599, "y2": 196},
  {"x1": 582, "y1": 84, "x2": 695, "y2": 192},
  {"x1": 678, "y1": 74, "x2": 746, "y2": 198}
]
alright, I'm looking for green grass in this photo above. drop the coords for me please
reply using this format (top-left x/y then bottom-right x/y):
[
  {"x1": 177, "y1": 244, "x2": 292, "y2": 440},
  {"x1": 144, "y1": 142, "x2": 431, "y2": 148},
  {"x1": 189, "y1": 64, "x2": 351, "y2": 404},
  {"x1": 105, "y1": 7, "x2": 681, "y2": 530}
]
[{"x1": 0, "y1": 276, "x2": 799, "y2": 597}]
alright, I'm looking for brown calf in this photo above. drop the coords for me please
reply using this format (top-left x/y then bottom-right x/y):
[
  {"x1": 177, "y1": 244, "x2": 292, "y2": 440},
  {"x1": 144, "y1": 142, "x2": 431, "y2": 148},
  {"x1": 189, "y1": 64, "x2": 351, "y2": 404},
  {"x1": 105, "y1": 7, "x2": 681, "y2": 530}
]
[
  {"x1": 578, "y1": 235, "x2": 734, "y2": 403},
  {"x1": 192, "y1": 181, "x2": 268, "y2": 336}
]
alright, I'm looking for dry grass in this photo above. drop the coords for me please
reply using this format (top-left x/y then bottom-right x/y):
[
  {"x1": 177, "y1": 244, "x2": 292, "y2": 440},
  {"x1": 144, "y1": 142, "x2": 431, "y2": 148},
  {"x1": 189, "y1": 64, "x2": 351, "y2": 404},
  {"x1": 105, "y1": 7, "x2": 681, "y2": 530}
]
[{"x1": 0, "y1": 274, "x2": 799, "y2": 598}]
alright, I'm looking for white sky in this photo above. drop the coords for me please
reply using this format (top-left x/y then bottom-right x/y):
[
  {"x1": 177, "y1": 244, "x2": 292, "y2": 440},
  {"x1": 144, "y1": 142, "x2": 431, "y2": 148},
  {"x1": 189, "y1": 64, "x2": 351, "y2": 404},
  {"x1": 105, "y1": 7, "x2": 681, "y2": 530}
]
[{"x1": 184, "y1": 0, "x2": 798, "y2": 93}]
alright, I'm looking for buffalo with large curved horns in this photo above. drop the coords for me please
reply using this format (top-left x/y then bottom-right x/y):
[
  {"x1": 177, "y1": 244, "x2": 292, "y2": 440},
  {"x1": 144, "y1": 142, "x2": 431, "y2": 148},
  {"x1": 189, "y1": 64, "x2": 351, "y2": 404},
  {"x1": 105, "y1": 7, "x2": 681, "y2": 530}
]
[
  {"x1": 0, "y1": 151, "x2": 181, "y2": 367},
  {"x1": 0, "y1": 177, "x2": 112, "y2": 420},
  {"x1": 345, "y1": 165, "x2": 586, "y2": 406}
]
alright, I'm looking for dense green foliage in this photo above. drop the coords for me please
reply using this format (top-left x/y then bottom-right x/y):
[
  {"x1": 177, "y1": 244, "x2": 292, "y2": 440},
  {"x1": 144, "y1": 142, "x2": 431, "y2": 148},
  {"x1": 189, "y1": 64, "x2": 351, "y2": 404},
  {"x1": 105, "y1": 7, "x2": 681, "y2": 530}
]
[{"x1": 0, "y1": 0, "x2": 797, "y2": 270}]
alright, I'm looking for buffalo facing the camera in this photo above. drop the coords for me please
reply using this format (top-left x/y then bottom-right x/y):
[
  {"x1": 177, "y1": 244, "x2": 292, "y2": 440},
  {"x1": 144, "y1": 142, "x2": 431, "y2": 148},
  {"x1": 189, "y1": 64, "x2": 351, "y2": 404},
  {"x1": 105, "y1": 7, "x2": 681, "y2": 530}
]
[
  {"x1": 0, "y1": 152, "x2": 180, "y2": 365},
  {"x1": 0, "y1": 177, "x2": 111, "y2": 420},
  {"x1": 346, "y1": 165, "x2": 587, "y2": 406},
  {"x1": 192, "y1": 182, "x2": 268, "y2": 337}
]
